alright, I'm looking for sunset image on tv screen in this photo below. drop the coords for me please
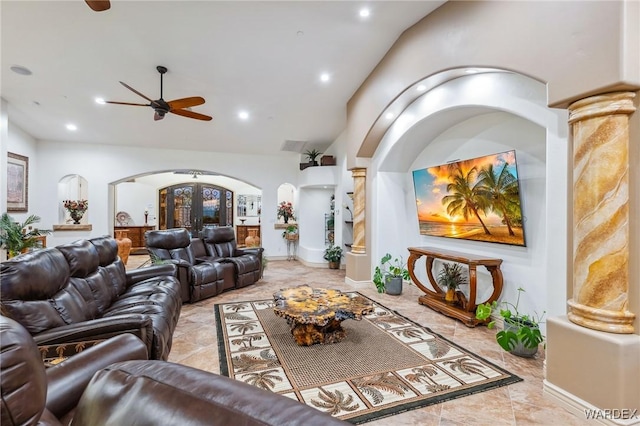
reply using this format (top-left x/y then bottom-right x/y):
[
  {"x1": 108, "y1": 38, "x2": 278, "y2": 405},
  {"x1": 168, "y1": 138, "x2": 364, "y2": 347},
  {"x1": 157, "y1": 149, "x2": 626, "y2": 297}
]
[{"x1": 412, "y1": 150, "x2": 526, "y2": 246}]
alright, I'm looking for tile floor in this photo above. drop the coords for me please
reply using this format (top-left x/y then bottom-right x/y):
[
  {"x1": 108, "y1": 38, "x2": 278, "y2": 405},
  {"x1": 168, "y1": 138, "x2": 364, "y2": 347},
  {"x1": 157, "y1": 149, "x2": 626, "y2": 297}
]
[{"x1": 127, "y1": 255, "x2": 585, "y2": 425}]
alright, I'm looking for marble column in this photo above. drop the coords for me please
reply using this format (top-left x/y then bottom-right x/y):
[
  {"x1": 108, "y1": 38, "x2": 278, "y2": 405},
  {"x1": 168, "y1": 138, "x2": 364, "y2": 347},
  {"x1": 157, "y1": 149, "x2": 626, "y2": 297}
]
[
  {"x1": 351, "y1": 168, "x2": 366, "y2": 254},
  {"x1": 567, "y1": 91, "x2": 636, "y2": 334}
]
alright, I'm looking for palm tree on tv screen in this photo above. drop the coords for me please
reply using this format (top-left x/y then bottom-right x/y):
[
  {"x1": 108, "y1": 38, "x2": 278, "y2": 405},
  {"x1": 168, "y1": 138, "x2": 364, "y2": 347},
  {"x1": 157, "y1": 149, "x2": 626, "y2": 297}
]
[
  {"x1": 441, "y1": 165, "x2": 492, "y2": 235},
  {"x1": 476, "y1": 163, "x2": 521, "y2": 236}
]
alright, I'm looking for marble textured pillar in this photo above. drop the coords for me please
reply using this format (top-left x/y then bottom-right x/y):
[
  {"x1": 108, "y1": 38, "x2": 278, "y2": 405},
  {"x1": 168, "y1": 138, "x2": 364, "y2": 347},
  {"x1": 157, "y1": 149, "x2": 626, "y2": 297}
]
[
  {"x1": 351, "y1": 168, "x2": 366, "y2": 254},
  {"x1": 566, "y1": 91, "x2": 636, "y2": 334}
]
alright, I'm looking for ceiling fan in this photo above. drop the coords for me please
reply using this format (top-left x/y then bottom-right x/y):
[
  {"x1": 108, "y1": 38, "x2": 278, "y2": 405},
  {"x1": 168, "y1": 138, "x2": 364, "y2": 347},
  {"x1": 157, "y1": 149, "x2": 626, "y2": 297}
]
[
  {"x1": 85, "y1": 1, "x2": 110, "y2": 12},
  {"x1": 104, "y1": 66, "x2": 213, "y2": 122}
]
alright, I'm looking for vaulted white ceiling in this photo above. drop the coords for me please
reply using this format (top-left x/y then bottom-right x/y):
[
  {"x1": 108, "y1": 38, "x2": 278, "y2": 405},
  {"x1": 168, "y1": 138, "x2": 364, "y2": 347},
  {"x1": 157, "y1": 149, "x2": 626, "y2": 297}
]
[{"x1": 1, "y1": 1, "x2": 444, "y2": 156}]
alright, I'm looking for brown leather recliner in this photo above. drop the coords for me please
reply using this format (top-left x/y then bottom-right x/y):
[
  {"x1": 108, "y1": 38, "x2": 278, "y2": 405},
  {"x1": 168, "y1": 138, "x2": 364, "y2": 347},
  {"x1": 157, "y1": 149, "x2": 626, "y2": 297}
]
[
  {"x1": 1, "y1": 316, "x2": 349, "y2": 426},
  {"x1": 145, "y1": 228, "x2": 233, "y2": 303},
  {"x1": 0, "y1": 236, "x2": 181, "y2": 361},
  {"x1": 0, "y1": 315, "x2": 148, "y2": 426},
  {"x1": 201, "y1": 227, "x2": 263, "y2": 288}
]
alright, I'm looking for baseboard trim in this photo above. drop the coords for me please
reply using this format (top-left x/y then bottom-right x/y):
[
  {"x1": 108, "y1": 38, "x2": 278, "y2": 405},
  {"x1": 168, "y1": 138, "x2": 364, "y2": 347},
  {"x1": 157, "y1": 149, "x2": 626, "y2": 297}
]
[
  {"x1": 345, "y1": 277, "x2": 371, "y2": 287},
  {"x1": 543, "y1": 380, "x2": 640, "y2": 426}
]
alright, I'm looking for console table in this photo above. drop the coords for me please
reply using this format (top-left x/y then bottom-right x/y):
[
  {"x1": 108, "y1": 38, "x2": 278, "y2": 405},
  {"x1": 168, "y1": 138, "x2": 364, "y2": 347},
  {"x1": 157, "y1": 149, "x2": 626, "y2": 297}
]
[{"x1": 407, "y1": 247, "x2": 503, "y2": 327}]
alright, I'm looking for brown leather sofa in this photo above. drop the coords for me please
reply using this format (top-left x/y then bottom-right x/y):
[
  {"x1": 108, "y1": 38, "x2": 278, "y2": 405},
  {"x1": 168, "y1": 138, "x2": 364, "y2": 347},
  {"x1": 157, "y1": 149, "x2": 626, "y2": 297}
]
[
  {"x1": 145, "y1": 227, "x2": 261, "y2": 303},
  {"x1": 145, "y1": 228, "x2": 235, "y2": 303},
  {"x1": 1, "y1": 313, "x2": 348, "y2": 426},
  {"x1": 201, "y1": 226, "x2": 263, "y2": 288},
  {"x1": 0, "y1": 315, "x2": 149, "y2": 425},
  {"x1": 0, "y1": 235, "x2": 182, "y2": 361}
]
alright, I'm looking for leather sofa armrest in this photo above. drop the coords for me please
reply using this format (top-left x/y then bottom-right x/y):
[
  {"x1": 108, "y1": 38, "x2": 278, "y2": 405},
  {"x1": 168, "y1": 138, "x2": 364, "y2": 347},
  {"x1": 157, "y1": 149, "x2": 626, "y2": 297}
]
[
  {"x1": 45, "y1": 333, "x2": 148, "y2": 419},
  {"x1": 33, "y1": 315, "x2": 154, "y2": 357},
  {"x1": 74, "y1": 360, "x2": 349, "y2": 426},
  {"x1": 126, "y1": 263, "x2": 177, "y2": 285},
  {"x1": 236, "y1": 247, "x2": 264, "y2": 257}
]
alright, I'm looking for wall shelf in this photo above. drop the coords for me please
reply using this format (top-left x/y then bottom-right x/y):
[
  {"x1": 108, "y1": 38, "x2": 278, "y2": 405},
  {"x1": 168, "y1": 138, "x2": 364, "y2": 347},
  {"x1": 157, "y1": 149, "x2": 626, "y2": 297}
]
[{"x1": 53, "y1": 224, "x2": 93, "y2": 231}]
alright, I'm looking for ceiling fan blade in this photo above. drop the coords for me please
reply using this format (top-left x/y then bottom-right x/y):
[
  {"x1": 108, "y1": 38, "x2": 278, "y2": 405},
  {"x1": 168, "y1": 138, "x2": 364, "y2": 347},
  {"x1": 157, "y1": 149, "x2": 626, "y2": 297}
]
[
  {"x1": 167, "y1": 97, "x2": 205, "y2": 110},
  {"x1": 85, "y1": 0, "x2": 110, "y2": 12},
  {"x1": 119, "y1": 81, "x2": 153, "y2": 102},
  {"x1": 170, "y1": 109, "x2": 213, "y2": 121},
  {"x1": 154, "y1": 112, "x2": 165, "y2": 121},
  {"x1": 105, "y1": 101, "x2": 150, "y2": 107}
]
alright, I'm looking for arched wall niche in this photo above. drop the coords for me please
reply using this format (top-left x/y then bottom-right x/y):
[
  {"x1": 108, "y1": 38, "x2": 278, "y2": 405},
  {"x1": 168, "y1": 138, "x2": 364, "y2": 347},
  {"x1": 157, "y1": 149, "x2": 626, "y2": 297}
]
[
  {"x1": 369, "y1": 71, "x2": 570, "y2": 330},
  {"x1": 57, "y1": 174, "x2": 88, "y2": 224},
  {"x1": 276, "y1": 182, "x2": 297, "y2": 224}
]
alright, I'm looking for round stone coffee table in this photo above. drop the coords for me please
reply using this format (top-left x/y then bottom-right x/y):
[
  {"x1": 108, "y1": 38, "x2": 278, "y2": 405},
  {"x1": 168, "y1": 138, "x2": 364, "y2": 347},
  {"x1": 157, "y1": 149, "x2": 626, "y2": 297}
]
[{"x1": 273, "y1": 285, "x2": 374, "y2": 346}]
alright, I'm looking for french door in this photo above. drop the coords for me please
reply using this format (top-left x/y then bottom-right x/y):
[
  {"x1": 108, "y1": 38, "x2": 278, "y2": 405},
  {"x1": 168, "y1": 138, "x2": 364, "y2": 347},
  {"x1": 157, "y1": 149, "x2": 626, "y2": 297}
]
[{"x1": 159, "y1": 183, "x2": 234, "y2": 236}]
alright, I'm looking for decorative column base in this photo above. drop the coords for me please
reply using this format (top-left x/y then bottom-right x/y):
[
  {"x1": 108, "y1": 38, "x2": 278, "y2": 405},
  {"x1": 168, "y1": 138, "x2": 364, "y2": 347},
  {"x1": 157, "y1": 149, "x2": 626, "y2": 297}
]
[
  {"x1": 545, "y1": 317, "x2": 640, "y2": 424},
  {"x1": 345, "y1": 251, "x2": 371, "y2": 283},
  {"x1": 567, "y1": 299, "x2": 636, "y2": 334}
]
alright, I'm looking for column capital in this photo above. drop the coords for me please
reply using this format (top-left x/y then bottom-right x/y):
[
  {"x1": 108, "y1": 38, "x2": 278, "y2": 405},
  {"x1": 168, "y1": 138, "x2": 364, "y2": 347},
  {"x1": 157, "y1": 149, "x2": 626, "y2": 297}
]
[
  {"x1": 568, "y1": 91, "x2": 636, "y2": 124},
  {"x1": 351, "y1": 168, "x2": 367, "y2": 178}
]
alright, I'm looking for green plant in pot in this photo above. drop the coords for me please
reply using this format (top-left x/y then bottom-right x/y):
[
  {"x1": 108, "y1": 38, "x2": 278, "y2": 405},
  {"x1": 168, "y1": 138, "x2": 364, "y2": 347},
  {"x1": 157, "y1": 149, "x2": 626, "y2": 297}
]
[
  {"x1": 304, "y1": 149, "x2": 321, "y2": 166},
  {"x1": 436, "y1": 262, "x2": 467, "y2": 304},
  {"x1": 373, "y1": 253, "x2": 410, "y2": 295},
  {"x1": 0, "y1": 213, "x2": 52, "y2": 259},
  {"x1": 323, "y1": 245, "x2": 343, "y2": 269},
  {"x1": 475, "y1": 287, "x2": 546, "y2": 358},
  {"x1": 281, "y1": 225, "x2": 299, "y2": 240}
]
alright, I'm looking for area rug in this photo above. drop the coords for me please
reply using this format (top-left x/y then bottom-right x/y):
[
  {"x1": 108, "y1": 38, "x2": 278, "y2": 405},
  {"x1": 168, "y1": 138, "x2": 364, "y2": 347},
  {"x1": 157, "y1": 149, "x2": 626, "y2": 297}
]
[{"x1": 215, "y1": 293, "x2": 521, "y2": 424}]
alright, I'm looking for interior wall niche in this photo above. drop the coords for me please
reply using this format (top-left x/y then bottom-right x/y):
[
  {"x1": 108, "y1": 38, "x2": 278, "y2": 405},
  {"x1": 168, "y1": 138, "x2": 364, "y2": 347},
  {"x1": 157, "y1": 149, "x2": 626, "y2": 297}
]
[
  {"x1": 276, "y1": 183, "x2": 297, "y2": 224},
  {"x1": 57, "y1": 174, "x2": 88, "y2": 224}
]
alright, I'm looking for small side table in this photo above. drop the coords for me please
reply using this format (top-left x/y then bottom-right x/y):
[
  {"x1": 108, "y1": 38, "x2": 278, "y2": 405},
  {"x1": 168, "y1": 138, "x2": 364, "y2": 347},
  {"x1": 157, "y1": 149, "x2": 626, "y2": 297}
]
[{"x1": 285, "y1": 234, "x2": 298, "y2": 260}]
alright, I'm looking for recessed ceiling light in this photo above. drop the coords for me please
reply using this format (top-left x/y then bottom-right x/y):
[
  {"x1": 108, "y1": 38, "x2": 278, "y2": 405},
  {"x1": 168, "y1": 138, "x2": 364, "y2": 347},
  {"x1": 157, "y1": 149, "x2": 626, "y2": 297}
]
[
  {"x1": 385, "y1": 112, "x2": 394, "y2": 120},
  {"x1": 66, "y1": 124, "x2": 77, "y2": 131},
  {"x1": 320, "y1": 73, "x2": 330, "y2": 83},
  {"x1": 416, "y1": 84, "x2": 426, "y2": 92},
  {"x1": 466, "y1": 69, "x2": 479, "y2": 74},
  {"x1": 359, "y1": 8, "x2": 370, "y2": 18},
  {"x1": 238, "y1": 111, "x2": 249, "y2": 120},
  {"x1": 10, "y1": 65, "x2": 32, "y2": 76},
  {"x1": 95, "y1": 97, "x2": 106, "y2": 104}
]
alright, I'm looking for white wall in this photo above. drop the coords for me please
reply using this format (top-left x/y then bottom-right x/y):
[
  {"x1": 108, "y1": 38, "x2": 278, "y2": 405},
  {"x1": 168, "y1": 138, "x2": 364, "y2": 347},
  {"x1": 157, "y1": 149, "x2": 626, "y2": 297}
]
[
  {"x1": 370, "y1": 72, "x2": 569, "y2": 332},
  {"x1": 24, "y1": 140, "x2": 301, "y2": 258}
]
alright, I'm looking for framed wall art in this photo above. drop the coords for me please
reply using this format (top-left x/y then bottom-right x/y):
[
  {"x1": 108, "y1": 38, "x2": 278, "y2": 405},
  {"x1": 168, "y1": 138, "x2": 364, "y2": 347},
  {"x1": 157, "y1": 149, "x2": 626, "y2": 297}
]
[
  {"x1": 412, "y1": 150, "x2": 526, "y2": 247},
  {"x1": 7, "y1": 152, "x2": 29, "y2": 212}
]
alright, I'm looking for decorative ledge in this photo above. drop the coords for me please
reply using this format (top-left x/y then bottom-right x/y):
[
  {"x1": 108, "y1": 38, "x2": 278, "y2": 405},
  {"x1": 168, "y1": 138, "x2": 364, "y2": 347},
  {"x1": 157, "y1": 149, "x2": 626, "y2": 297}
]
[
  {"x1": 274, "y1": 223, "x2": 298, "y2": 230},
  {"x1": 53, "y1": 224, "x2": 93, "y2": 231}
]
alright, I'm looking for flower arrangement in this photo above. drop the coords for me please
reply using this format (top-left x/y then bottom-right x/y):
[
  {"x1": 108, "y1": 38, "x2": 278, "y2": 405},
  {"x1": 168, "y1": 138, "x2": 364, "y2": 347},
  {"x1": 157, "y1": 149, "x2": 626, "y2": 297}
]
[
  {"x1": 63, "y1": 199, "x2": 88, "y2": 224},
  {"x1": 277, "y1": 201, "x2": 295, "y2": 223}
]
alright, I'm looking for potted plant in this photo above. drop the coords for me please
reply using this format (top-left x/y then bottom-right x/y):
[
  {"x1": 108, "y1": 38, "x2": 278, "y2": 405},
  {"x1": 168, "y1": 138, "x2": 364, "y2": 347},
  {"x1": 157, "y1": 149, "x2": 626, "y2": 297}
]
[
  {"x1": 281, "y1": 225, "x2": 298, "y2": 241},
  {"x1": 436, "y1": 262, "x2": 467, "y2": 304},
  {"x1": 323, "y1": 245, "x2": 343, "y2": 269},
  {"x1": 475, "y1": 287, "x2": 546, "y2": 358},
  {"x1": 303, "y1": 149, "x2": 321, "y2": 166},
  {"x1": 373, "y1": 253, "x2": 410, "y2": 295},
  {"x1": 0, "y1": 213, "x2": 52, "y2": 259}
]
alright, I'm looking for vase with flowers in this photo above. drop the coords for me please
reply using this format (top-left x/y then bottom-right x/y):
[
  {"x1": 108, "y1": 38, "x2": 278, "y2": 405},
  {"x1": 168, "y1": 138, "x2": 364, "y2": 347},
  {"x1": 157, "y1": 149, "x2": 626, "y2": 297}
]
[
  {"x1": 63, "y1": 199, "x2": 89, "y2": 224},
  {"x1": 277, "y1": 201, "x2": 295, "y2": 224}
]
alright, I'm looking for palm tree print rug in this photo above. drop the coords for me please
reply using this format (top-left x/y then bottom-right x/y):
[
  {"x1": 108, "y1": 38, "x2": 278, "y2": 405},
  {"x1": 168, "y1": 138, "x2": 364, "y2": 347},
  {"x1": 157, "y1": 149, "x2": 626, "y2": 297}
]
[{"x1": 215, "y1": 293, "x2": 521, "y2": 424}]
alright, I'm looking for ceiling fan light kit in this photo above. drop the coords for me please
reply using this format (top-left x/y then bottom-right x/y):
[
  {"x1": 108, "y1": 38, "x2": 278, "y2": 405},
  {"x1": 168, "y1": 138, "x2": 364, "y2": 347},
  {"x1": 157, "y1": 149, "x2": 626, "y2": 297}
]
[{"x1": 104, "y1": 65, "x2": 212, "y2": 122}]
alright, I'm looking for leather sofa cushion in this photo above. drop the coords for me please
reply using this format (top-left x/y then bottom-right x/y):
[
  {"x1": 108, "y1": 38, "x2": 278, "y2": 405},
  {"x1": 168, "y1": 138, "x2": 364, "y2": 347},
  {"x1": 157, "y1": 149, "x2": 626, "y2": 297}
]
[
  {"x1": 0, "y1": 316, "x2": 48, "y2": 426},
  {"x1": 73, "y1": 360, "x2": 348, "y2": 426},
  {"x1": 56, "y1": 239, "x2": 100, "y2": 278}
]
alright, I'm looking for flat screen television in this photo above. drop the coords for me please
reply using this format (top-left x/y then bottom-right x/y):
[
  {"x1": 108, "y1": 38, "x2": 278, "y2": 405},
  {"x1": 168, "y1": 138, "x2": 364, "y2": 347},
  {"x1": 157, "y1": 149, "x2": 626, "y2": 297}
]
[{"x1": 412, "y1": 150, "x2": 526, "y2": 246}]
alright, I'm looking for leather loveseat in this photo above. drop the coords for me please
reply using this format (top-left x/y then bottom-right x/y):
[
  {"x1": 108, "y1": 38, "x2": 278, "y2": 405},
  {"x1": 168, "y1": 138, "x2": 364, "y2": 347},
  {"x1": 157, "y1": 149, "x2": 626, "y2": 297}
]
[
  {"x1": 0, "y1": 235, "x2": 182, "y2": 361},
  {"x1": 145, "y1": 228, "x2": 235, "y2": 303},
  {"x1": 1, "y1": 311, "x2": 349, "y2": 426},
  {"x1": 145, "y1": 227, "x2": 262, "y2": 303}
]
